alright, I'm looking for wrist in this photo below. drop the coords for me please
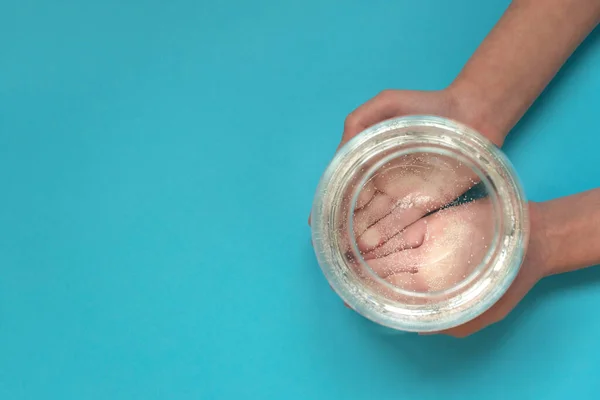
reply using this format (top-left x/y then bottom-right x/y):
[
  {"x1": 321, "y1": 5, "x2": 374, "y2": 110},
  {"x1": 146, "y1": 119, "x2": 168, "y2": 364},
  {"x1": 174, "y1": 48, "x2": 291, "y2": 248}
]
[
  {"x1": 526, "y1": 202, "x2": 554, "y2": 279},
  {"x1": 446, "y1": 78, "x2": 508, "y2": 147},
  {"x1": 535, "y1": 190, "x2": 600, "y2": 277}
]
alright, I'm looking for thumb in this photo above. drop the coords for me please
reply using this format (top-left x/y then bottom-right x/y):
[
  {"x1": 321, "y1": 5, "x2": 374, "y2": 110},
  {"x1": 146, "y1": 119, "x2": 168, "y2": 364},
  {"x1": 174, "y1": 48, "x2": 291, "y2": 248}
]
[{"x1": 342, "y1": 90, "x2": 411, "y2": 144}]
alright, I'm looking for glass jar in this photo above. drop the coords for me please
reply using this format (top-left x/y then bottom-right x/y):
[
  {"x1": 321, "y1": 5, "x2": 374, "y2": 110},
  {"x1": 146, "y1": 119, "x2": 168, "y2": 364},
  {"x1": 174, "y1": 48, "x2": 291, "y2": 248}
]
[{"x1": 311, "y1": 116, "x2": 529, "y2": 333}]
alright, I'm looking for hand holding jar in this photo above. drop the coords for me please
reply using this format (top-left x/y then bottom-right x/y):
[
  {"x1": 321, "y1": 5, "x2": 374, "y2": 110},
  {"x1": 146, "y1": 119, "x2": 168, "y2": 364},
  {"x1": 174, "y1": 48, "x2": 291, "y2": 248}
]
[{"x1": 311, "y1": 0, "x2": 600, "y2": 337}]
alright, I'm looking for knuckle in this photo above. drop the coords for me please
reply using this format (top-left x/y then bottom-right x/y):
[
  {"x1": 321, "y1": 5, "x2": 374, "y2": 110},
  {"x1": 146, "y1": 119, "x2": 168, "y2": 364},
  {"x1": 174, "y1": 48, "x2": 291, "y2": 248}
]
[
  {"x1": 343, "y1": 112, "x2": 361, "y2": 133},
  {"x1": 447, "y1": 329, "x2": 469, "y2": 338},
  {"x1": 494, "y1": 308, "x2": 510, "y2": 324},
  {"x1": 377, "y1": 89, "x2": 396, "y2": 102}
]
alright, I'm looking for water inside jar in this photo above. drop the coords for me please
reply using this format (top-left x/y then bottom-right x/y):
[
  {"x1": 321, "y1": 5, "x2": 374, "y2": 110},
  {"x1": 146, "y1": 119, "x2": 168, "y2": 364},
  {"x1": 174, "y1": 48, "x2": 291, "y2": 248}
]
[{"x1": 340, "y1": 151, "x2": 496, "y2": 294}]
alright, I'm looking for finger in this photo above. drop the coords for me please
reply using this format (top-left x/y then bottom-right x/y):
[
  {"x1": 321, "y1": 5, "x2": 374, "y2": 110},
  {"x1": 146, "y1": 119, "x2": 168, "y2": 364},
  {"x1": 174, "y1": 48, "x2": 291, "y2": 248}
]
[
  {"x1": 342, "y1": 90, "x2": 406, "y2": 144},
  {"x1": 355, "y1": 179, "x2": 376, "y2": 210},
  {"x1": 357, "y1": 204, "x2": 427, "y2": 252},
  {"x1": 383, "y1": 259, "x2": 465, "y2": 301},
  {"x1": 353, "y1": 192, "x2": 396, "y2": 235},
  {"x1": 366, "y1": 247, "x2": 421, "y2": 278},
  {"x1": 310, "y1": 180, "x2": 376, "y2": 228},
  {"x1": 362, "y1": 219, "x2": 427, "y2": 259},
  {"x1": 373, "y1": 161, "x2": 430, "y2": 199},
  {"x1": 374, "y1": 271, "x2": 430, "y2": 304},
  {"x1": 386, "y1": 272, "x2": 429, "y2": 293}
]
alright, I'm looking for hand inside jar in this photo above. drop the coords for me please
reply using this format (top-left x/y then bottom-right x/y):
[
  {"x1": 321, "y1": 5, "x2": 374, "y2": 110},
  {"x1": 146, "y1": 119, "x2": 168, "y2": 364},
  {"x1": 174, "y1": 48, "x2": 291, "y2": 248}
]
[
  {"x1": 353, "y1": 153, "x2": 480, "y2": 254},
  {"x1": 362, "y1": 199, "x2": 494, "y2": 293}
]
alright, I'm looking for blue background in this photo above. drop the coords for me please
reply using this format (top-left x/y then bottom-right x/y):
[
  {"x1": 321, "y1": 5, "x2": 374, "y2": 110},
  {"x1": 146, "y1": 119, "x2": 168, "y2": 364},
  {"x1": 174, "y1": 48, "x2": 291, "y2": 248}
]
[{"x1": 1, "y1": 0, "x2": 599, "y2": 398}]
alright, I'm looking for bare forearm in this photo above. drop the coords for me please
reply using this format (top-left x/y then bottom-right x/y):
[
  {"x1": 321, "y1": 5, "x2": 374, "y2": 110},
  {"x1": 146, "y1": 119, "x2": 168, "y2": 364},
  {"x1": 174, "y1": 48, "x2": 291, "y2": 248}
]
[
  {"x1": 537, "y1": 189, "x2": 600, "y2": 276},
  {"x1": 450, "y1": 0, "x2": 600, "y2": 145}
]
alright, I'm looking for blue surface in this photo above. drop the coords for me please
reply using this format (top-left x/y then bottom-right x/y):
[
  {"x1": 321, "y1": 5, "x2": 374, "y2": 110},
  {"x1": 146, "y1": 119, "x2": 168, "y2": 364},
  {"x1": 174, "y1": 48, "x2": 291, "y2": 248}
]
[{"x1": 1, "y1": 0, "x2": 599, "y2": 398}]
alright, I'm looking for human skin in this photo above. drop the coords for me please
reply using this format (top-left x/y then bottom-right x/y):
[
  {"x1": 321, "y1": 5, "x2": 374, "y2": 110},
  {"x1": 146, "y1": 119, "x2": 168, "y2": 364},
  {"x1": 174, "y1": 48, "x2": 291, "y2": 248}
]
[{"x1": 318, "y1": 0, "x2": 600, "y2": 336}]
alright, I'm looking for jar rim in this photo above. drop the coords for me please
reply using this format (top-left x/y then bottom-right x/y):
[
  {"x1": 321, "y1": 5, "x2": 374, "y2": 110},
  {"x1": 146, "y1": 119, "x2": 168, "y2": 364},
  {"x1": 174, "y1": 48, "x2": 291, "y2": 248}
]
[{"x1": 311, "y1": 115, "x2": 529, "y2": 332}]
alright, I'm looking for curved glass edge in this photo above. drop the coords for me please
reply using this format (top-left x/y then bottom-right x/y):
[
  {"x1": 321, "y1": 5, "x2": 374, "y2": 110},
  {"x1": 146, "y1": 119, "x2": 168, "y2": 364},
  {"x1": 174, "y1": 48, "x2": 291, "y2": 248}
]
[{"x1": 311, "y1": 115, "x2": 529, "y2": 332}]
